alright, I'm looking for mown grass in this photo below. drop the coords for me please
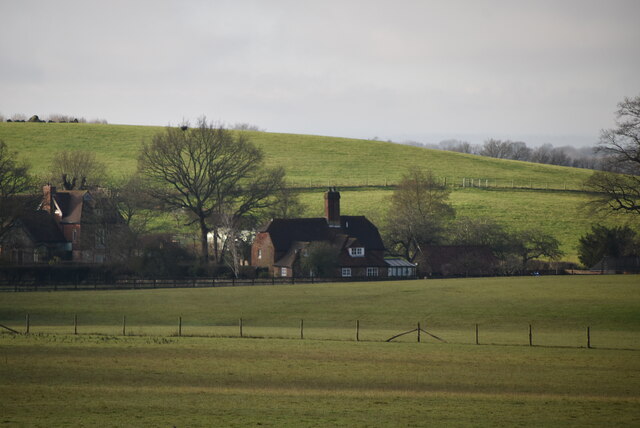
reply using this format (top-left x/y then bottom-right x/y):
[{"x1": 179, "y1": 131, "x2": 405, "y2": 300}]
[
  {"x1": 1, "y1": 334, "x2": 638, "y2": 427},
  {"x1": 1, "y1": 276, "x2": 638, "y2": 426},
  {"x1": 1, "y1": 276, "x2": 638, "y2": 346}
]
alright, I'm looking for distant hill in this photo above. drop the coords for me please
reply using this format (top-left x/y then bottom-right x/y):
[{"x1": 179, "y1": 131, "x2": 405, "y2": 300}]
[{"x1": 0, "y1": 122, "x2": 593, "y2": 189}]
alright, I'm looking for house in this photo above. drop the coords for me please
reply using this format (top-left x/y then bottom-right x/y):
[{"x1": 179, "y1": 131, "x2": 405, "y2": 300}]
[
  {"x1": 40, "y1": 185, "x2": 128, "y2": 263},
  {"x1": 251, "y1": 188, "x2": 409, "y2": 278},
  {"x1": 0, "y1": 210, "x2": 69, "y2": 264},
  {"x1": 0, "y1": 185, "x2": 128, "y2": 265},
  {"x1": 416, "y1": 245, "x2": 498, "y2": 277}
]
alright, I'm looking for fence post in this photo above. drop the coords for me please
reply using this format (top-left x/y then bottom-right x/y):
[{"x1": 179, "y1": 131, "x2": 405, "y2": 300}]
[
  {"x1": 239, "y1": 318, "x2": 243, "y2": 338},
  {"x1": 25, "y1": 314, "x2": 30, "y2": 334},
  {"x1": 475, "y1": 323, "x2": 479, "y2": 345},
  {"x1": 300, "y1": 319, "x2": 304, "y2": 340},
  {"x1": 356, "y1": 320, "x2": 360, "y2": 342},
  {"x1": 122, "y1": 316, "x2": 126, "y2": 336},
  {"x1": 179, "y1": 316, "x2": 182, "y2": 337},
  {"x1": 417, "y1": 322, "x2": 421, "y2": 343},
  {"x1": 587, "y1": 326, "x2": 591, "y2": 349},
  {"x1": 74, "y1": 314, "x2": 78, "y2": 335},
  {"x1": 529, "y1": 324, "x2": 533, "y2": 346}
]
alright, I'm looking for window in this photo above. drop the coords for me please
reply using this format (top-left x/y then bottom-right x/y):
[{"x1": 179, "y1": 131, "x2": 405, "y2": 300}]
[
  {"x1": 257, "y1": 249, "x2": 262, "y2": 259},
  {"x1": 72, "y1": 229, "x2": 77, "y2": 242},
  {"x1": 281, "y1": 267, "x2": 287, "y2": 277},
  {"x1": 341, "y1": 268, "x2": 351, "y2": 277},
  {"x1": 348, "y1": 247, "x2": 365, "y2": 257},
  {"x1": 366, "y1": 267, "x2": 379, "y2": 277},
  {"x1": 96, "y1": 228, "x2": 106, "y2": 249}
]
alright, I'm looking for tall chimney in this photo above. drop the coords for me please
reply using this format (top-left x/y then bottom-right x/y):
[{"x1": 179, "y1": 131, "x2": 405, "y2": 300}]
[
  {"x1": 324, "y1": 187, "x2": 340, "y2": 228},
  {"x1": 42, "y1": 184, "x2": 56, "y2": 214}
]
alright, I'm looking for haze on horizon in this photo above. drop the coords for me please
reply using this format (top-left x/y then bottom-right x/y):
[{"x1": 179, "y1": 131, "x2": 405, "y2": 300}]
[{"x1": 1, "y1": 0, "x2": 639, "y2": 147}]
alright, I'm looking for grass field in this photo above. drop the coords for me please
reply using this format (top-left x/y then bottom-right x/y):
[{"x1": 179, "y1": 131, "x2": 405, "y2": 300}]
[
  {"x1": 1, "y1": 275, "x2": 639, "y2": 426},
  {"x1": 0, "y1": 122, "x2": 593, "y2": 188}
]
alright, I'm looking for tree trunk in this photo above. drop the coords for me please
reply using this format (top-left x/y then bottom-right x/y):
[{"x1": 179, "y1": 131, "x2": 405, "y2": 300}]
[{"x1": 199, "y1": 216, "x2": 209, "y2": 263}]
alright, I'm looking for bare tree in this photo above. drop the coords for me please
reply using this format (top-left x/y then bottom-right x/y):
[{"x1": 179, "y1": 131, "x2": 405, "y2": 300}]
[
  {"x1": 0, "y1": 140, "x2": 32, "y2": 240},
  {"x1": 50, "y1": 150, "x2": 107, "y2": 190},
  {"x1": 384, "y1": 168, "x2": 455, "y2": 262},
  {"x1": 586, "y1": 95, "x2": 640, "y2": 215},
  {"x1": 138, "y1": 118, "x2": 285, "y2": 263}
]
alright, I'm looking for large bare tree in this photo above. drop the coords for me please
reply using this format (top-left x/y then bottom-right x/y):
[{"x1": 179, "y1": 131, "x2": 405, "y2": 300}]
[
  {"x1": 586, "y1": 95, "x2": 640, "y2": 215},
  {"x1": 384, "y1": 168, "x2": 455, "y2": 262},
  {"x1": 138, "y1": 118, "x2": 285, "y2": 263}
]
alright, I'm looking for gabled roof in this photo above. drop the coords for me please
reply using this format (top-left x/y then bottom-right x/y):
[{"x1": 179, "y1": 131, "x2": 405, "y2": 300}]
[
  {"x1": 17, "y1": 211, "x2": 66, "y2": 244},
  {"x1": 259, "y1": 215, "x2": 385, "y2": 253},
  {"x1": 259, "y1": 218, "x2": 331, "y2": 252},
  {"x1": 53, "y1": 190, "x2": 88, "y2": 224}
]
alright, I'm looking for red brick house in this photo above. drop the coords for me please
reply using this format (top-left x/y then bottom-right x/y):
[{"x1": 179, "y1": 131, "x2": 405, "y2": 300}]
[
  {"x1": 40, "y1": 185, "x2": 128, "y2": 263},
  {"x1": 0, "y1": 185, "x2": 129, "y2": 264},
  {"x1": 251, "y1": 188, "x2": 413, "y2": 278}
]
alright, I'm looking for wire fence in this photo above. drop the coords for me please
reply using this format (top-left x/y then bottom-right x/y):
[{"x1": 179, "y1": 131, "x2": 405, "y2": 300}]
[
  {"x1": 285, "y1": 176, "x2": 587, "y2": 192},
  {"x1": 2, "y1": 316, "x2": 638, "y2": 351}
]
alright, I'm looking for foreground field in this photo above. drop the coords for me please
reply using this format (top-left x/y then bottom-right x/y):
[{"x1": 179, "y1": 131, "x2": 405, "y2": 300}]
[
  {"x1": 1, "y1": 276, "x2": 639, "y2": 426},
  {"x1": 1, "y1": 335, "x2": 638, "y2": 427}
]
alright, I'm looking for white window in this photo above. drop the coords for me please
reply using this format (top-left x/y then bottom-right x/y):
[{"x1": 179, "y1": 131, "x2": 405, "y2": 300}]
[
  {"x1": 281, "y1": 267, "x2": 287, "y2": 277},
  {"x1": 366, "y1": 267, "x2": 379, "y2": 277},
  {"x1": 341, "y1": 268, "x2": 352, "y2": 277},
  {"x1": 257, "y1": 249, "x2": 262, "y2": 259},
  {"x1": 349, "y1": 247, "x2": 365, "y2": 257}
]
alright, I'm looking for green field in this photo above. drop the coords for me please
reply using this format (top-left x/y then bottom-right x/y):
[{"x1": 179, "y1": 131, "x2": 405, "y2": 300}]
[
  {"x1": 1, "y1": 276, "x2": 639, "y2": 426},
  {"x1": 0, "y1": 122, "x2": 629, "y2": 261}
]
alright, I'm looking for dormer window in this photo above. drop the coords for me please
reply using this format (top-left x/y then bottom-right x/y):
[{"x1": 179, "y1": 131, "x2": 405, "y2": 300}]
[{"x1": 348, "y1": 247, "x2": 364, "y2": 257}]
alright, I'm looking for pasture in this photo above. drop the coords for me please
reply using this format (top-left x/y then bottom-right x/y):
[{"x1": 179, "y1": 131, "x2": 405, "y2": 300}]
[{"x1": 0, "y1": 275, "x2": 639, "y2": 426}]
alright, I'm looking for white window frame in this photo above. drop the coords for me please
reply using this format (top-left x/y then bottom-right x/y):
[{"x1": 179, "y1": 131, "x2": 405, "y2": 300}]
[
  {"x1": 349, "y1": 247, "x2": 365, "y2": 257},
  {"x1": 341, "y1": 268, "x2": 352, "y2": 277},
  {"x1": 257, "y1": 249, "x2": 262, "y2": 259},
  {"x1": 280, "y1": 267, "x2": 287, "y2": 277},
  {"x1": 366, "y1": 267, "x2": 379, "y2": 277}
]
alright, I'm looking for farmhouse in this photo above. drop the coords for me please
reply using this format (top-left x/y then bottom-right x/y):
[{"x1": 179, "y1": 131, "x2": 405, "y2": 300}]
[
  {"x1": 0, "y1": 185, "x2": 128, "y2": 264},
  {"x1": 251, "y1": 188, "x2": 415, "y2": 278}
]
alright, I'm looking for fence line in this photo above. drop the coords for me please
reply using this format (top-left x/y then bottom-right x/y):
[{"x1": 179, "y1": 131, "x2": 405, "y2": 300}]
[
  {"x1": 0, "y1": 276, "x2": 417, "y2": 292},
  {"x1": 285, "y1": 177, "x2": 586, "y2": 192},
  {"x1": 2, "y1": 316, "x2": 636, "y2": 352}
]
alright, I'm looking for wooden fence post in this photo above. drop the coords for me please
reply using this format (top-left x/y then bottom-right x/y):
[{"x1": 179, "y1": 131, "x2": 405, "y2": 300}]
[
  {"x1": 240, "y1": 318, "x2": 243, "y2": 338},
  {"x1": 179, "y1": 316, "x2": 182, "y2": 337},
  {"x1": 475, "y1": 323, "x2": 479, "y2": 345},
  {"x1": 417, "y1": 322, "x2": 421, "y2": 343},
  {"x1": 587, "y1": 326, "x2": 591, "y2": 349},
  {"x1": 25, "y1": 314, "x2": 30, "y2": 334},
  {"x1": 122, "y1": 316, "x2": 126, "y2": 336},
  {"x1": 74, "y1": 314, "x2": 78, "y2": 335},
  {"x1": 356, "y1": 320, "x2": 360, "y2": 342},
  {"x1": 300, "y1": 319, "x2": 304, "y2": 340},
  {"x1": 529, "y1": 324, "x2": 533, "y2": 346}
]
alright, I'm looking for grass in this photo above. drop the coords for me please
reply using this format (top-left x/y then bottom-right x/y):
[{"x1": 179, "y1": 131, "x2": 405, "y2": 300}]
[
  {"x1": 0, "y1": 122, "x2": 594, "y2": 188},
  {"x1": 1, "y1": 275, "x2": 639, "y2": 426}
]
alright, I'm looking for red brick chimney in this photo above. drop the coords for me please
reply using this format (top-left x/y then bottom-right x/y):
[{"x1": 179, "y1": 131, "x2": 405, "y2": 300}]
[
  {"x1": 324, "y1": 187, "x2": 341, "y2": 228},
  {"x1": 42, "y1": 184, "x2": 56, "y2": 214}
]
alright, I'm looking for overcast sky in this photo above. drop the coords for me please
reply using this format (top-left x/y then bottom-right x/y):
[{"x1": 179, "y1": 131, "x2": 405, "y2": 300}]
[{"x1": 1, "y1": 0, "x2": 639, "y2": 146}]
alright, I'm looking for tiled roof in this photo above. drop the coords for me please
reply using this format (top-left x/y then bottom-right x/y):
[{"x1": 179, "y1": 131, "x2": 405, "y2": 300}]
[{"x1": 17, "y1": 211, "x2": 66, "y2": 243}]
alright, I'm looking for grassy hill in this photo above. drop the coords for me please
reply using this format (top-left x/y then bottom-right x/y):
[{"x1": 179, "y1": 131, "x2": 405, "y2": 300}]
[
  {"x1": 0, "y1": 122, "x2": 626, "y2": 261},
  {"x1": 0, "y1": 122, "x2": 593, "y2": 188}
]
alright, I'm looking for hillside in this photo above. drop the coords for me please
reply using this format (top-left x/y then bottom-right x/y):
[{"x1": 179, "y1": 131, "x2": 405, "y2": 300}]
[
  {"x1": 0, "y1": 122, "x2": 593, "y2": 189},
  {"x1": 0, "y1": 122, "x2": 621, "y2": 261}
]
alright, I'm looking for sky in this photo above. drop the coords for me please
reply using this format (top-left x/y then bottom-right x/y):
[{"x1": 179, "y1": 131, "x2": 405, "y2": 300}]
[{"x1": 1, "y1": 0, "x2": 639, "y2": 147}]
